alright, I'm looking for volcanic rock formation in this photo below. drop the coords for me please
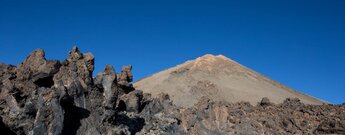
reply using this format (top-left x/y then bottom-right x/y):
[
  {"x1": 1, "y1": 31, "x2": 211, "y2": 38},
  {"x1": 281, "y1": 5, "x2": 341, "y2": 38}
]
[
  {"x1": 134, "y1": 54, "x2": 325, "y2": 107},
  {"x1": 0, "y1": 47, "x2": 344, "y2": 135}
]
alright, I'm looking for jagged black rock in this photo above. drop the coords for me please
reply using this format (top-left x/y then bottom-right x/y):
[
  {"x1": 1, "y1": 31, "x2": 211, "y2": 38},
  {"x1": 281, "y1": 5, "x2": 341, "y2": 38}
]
[{"x1": 0, "y1": 47, "x2": 344, "y2": 135}]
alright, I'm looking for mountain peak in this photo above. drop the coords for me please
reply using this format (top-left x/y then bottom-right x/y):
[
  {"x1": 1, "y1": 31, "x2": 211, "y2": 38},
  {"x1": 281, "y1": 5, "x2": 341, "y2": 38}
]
[
  {"x1": 197, "y1": 54, "x2": 228, "y2": 60},
  {"x1": 189, "y1": 54, "x2": 236, "y2": 72},
  {"x1": 196, "y1": 54, "x2": 234, "y2": 63},
  {"x1": 199, "y1": 54, "x2": 216, "y2": 58},
  {"x1": 135, "y1": 54, "x2": 325, "y2": 107}
]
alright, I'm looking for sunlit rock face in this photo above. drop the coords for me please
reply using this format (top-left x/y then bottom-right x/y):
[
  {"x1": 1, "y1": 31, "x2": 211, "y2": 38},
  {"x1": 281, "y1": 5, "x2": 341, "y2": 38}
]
[{"x1": 0, "y1": 47, "x2": 344, "y2": 135}]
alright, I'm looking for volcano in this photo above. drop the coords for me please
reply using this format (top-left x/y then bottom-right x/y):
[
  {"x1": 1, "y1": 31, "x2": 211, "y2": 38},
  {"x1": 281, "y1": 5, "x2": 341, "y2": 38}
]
[{"x1": 134, "y1": 54, "x2": 325, "y2": 107}]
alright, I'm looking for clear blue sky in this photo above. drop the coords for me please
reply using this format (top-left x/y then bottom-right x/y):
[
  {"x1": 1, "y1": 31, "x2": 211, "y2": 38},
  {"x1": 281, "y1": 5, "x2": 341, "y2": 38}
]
[{"x1": 1, "y1": 0, "x2": 344, "y2": 104}]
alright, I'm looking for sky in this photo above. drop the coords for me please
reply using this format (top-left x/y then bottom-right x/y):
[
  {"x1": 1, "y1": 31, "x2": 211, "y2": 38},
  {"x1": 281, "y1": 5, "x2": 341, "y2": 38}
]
[{"x1": 0, "y1": 0, "x2": 344, "y2": 104}]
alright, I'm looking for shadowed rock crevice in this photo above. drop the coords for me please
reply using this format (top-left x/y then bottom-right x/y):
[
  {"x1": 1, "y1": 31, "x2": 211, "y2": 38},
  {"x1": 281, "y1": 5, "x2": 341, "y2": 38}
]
[
  {"x1": 61, "y1": 95, "x2": 90, "y2": 135},
  {"x1": 10, "y1": 87, "x2": 27, "y2": 103},
  {"x1": 0, "y1": 117, "x2": 16, "y2": 135},
  {"x1": 117, "y1": 100, "x2": 127, "y2": 112},
  {"x1": 115, "y1": 113, "x2": 145, "y2": 135},
  {"x1": 33, "y1": 75, "x2": 54, "y2": 88}
]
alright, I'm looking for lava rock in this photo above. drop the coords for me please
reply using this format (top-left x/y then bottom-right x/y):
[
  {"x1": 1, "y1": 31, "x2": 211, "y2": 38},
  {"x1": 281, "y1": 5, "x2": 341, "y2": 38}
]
[
  {"x1": 0, "y1": 47, "x2": 344, "y2": 135},
  {"x1": 260, "y1": 97, "x2": 272, "y2": 106},
  {"x1": 119, "y1": 90, "x2": 143, "y2": 113}
]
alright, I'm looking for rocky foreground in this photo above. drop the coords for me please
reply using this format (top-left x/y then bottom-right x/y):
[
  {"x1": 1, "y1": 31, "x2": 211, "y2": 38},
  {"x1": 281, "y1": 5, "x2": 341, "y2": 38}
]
[{"x1": 0, "y1": 47, "x2": 344, "y2": 135}]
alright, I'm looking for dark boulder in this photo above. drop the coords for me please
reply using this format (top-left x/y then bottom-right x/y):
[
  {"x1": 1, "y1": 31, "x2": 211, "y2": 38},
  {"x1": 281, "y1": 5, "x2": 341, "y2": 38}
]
[
  {"x1": 260, "y1": 97, "x2": 272, "y2": 107},
  {"x1": 119, "y1": 90, "x2": 143, "y2": 113}
]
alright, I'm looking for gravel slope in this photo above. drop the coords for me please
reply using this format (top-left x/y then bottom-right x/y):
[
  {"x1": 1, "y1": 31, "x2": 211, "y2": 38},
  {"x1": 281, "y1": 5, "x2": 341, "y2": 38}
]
[{"x1": 134, "y1": 54, "x2": 325, "y2": 107}]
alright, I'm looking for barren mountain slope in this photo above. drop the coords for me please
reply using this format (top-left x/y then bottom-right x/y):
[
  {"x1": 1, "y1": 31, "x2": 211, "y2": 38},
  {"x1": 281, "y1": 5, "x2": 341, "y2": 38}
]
[{"x1": 134, "y1": 54, "x2": 325, "y2": 107}]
